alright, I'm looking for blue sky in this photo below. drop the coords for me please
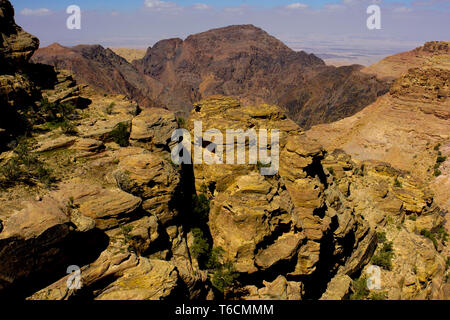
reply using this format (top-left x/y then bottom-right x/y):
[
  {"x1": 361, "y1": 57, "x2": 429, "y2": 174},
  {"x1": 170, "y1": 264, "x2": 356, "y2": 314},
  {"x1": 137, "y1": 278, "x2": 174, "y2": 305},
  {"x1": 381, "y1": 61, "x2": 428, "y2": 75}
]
[
  {"x1": 11, "y1": 0, "x2": 428, "y2": 11},
  {"x1": 10, "y1": 0, "x2": 450, "y2": 65}
]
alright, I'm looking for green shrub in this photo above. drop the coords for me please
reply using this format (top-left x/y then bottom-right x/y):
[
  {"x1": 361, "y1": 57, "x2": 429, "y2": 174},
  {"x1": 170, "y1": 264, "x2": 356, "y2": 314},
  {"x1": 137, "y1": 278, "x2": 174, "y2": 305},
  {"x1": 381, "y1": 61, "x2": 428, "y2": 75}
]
[
  {"x1": 434, "y1": 143, "x2": 441, "y2": 151},
  {"x1": 369, "y1": 292, "x2": 388, "y2": 300},
  {"x1": 110, "y1": 122, "x2": 130, "y2": 147},
  {"x1": 191, "y1": 228, "x2": 211, "y2": 262},
  {"x1": 394, "y1": 178, "x2": 402, "y2": 187},
  {"x1": 420, "y1": 229, "x2": 438, "y2": 249},
  {"x1": 350, "y1": 276, "x2": 369, "y2": 300},
  {"x1": 0, "y1": 139, "x2": 54, "y2": 187},
  {"x1": 436, "y1": 156, "x2": 447, "y2": 164},
  {"x1": 211, "y1": 260, "x2": 239, "y2": 293},
  {"x1": 105, "y1": 102, "x2": 115, "y2": 115},
  {"x1": 177, "y1": 117, "x2": 186, "y2": 128},
  {"x1": 371, "y1": 241, "x2": 394, "y2": 270},
  {"x1": 436, "y1": 227, "x2": 449, "y2": 243},
  {"x1": 121, "y1": 225, "x2": 134, "y2": 241},
  {"x1": 434, "y1": 169, "x2": 442, "y2": 177},
  {"x1": 192, "y1": 193, "x2": 210, "y2": 222},
  {"x1": 377, "y1": 231, "x2": 387, "y2": 243},
  {"x1": 60, "y1": 119, "x2": 78, "y2": 135}
]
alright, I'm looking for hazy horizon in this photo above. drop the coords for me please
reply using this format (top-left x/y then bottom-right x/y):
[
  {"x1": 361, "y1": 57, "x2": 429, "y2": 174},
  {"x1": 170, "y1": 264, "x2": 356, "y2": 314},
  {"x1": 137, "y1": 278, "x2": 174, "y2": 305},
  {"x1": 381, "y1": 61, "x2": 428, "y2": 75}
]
[{"x1": 12, "y1": 0, "x2": 450, "y2": 65}]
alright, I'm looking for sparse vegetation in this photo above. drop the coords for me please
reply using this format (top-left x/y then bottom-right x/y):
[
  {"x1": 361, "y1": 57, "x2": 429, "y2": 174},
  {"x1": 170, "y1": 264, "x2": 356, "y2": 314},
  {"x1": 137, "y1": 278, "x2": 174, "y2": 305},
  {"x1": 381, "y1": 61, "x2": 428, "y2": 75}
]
[
  {"x1": 377, "y1": 231, "x2": 387, "y2": 243},
  {"x1": 190, "y1": 228, "x2": 238, "y2": 294},
  {"x1": 436, "y1": 156, "x2": 447, "y2": 164},
  {"x1": 394, "y1": 177, "x2": 402, "y2": 187},
  {"x1": 60, "y1": 119, "x2": 78, "y2": 135},
  {"x1": 192, "y1": 185, "x2": 210, "y2": 222},
  {"x1": 371, "y1": 241, "x2": 395, "y2": 270},
  {"x1": 211, "y1": 259, "x2": 239, "y2": 293},
  {"x1": 191, "y1": 228, "x2": 211, "y2": 263},
  {"x1": 121, "y1": 224, "x2": 134, "y2": 241},
  {"x1": 434, "y1": 143, "x2": 441, "y2": 151},
  {"x1": 105, "y1": 102, "x2": 115, "y2": 115},
  {"x1": 177, "y1": 117, "x2": 186, "y2": 128},
  {"x1": 110, "y1": 122, "x2": 130, "y2": 147},
  {"x1": 0, "y1": 139, "x2": 54, "y2": 187},
  {"x1": 420, "y1": 229, "x2": 438, "y2": 249},
  {"x1": 369, "y1": 291, "x2": 388, "y2": 300},
  {"x1": 350, "y1": 276, "x2": 370, "y2": 300}
]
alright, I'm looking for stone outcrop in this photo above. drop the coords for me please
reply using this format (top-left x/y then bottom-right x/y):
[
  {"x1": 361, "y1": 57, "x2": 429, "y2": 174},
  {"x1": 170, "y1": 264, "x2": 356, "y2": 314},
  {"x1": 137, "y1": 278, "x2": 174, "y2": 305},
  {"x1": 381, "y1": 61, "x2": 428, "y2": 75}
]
[
  {"x1": 113, "y1": 153, "x2": 181, "y2": 225},
  {"x1": 0, "y1": 0, "x2": 39, "y2": 72},
  {"x1": 188, "y1": 96, "x2": 448, "y2": 300},
  {"x1": 129, "y1": 108, "x2": 178, "y2": 151},
  {"x1": 0, "y1": 0, "x2": 40, "y2": 149}
]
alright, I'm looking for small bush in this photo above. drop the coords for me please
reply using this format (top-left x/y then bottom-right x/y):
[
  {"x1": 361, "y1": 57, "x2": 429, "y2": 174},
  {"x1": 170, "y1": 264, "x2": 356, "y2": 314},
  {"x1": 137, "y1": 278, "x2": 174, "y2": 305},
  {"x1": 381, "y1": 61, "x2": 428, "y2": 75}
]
[
  {"x1": 434, "y1": 143, "x2": 441, "y2": 151},
  {"x1": 434, "y1": 169, "x2": 442, "y2": 177},
  {"x1": 436, "y1": 156, "x2": 447, "y2": 164},
  {"x1": 420, "y1": 229, "x2": 438, "y2": 249},
  {"x1": 191, "y1": 228, "x2": 211, "y2": 262},
  {"x1": 377, "y1": 231, "x2": 387, "y2": 243},
  {"x1": 371, "y1": 241, "x2": 394, "y2": 270},
  {"x1": 105, "y1": 102, "x2": 115, "y2": 115},
  {"x1": 177, "y1": 117, "x2": 186, "y2": 128},
  {"x1": 192, "y1": 193, "x2": 210, "y2": 222},
  {"x1": 350, "y1": 276, "x2": 369, "y2": 300},
  {"x1": 110, "y1": 122, "x2": 130, "y2": 147},
  {"x1": 0, "y1": 139, "x2": 54, "y2": 187},
  {"x1": 394, "y1": 178, "x2": 402, "y2": 187},
  {"x1": 369, "y1": 292, "x2": 388, "y2": 300},
  {"x1": 211, "y1": 260, "x2": 239, "y2": 294},
  {"x1": 60, "y1": 119, "x2": 78, "y2": 135},
  {"x1": 436, "y1": 227, "x2": 449, "y2": 243}
]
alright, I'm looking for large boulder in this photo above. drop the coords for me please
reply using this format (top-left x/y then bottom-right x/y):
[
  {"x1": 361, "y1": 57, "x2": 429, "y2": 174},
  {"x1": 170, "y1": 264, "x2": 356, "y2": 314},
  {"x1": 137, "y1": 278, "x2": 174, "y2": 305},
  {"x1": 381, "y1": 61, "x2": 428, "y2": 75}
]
[
  {"x1": 113, "y1": 153, "x2": 180, "y2": 225},
  {"x1": 129, "y1": 108, "x2": 178, "y2": 151},
  {"x1": 0, "y1": 195, "x2": 107, "y2": 297},
  {"x1": 96, "y1": 258, "x2": 180, "y2": 300}
]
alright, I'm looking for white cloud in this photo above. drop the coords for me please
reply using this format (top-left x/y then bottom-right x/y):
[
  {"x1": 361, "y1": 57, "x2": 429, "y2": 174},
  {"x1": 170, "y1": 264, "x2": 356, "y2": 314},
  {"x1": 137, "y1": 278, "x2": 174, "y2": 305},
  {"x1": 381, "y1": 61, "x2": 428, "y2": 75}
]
[
  {"x1": 285, "y1": 3, "x2": 309, "y2": 9},
  {"x1": 192, "y1": 3, "x2": 212, "y2": 10},
  {"x1": 20, "y1": 8, "x2": 52, "y2": 16},
  {"x1": 393, "y1": 6, "x2": 413, "y2": 13},
  {"x1": 324, "y1": 3, "x2": 346, "y2": 11},
  {"x1": 143, "y1": 0, "x2": 178, "y2": 10}
]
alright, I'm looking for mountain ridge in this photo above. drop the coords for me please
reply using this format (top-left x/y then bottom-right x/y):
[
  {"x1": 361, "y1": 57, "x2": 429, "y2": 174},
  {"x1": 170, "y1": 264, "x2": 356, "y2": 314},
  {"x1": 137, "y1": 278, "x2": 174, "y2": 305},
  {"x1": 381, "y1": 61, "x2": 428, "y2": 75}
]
[{"x1": 32, "y1": 24, "x2": 388, "y2": 129}]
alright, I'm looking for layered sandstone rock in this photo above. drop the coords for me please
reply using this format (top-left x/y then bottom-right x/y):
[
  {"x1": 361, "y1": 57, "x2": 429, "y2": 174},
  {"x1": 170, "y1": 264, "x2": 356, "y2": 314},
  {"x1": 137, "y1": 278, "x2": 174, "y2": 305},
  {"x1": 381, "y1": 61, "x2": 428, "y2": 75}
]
[
  {"x1": 188, "y1": 96, "x2": 448, "y2": 300},
  {"x1": 113, "y1": 153, "x2": 181, "y2": 225}
]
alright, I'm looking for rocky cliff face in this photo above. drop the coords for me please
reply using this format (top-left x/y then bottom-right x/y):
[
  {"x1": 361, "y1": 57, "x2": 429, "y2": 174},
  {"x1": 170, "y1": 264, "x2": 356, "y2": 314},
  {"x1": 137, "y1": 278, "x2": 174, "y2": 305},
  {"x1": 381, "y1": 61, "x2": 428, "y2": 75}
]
[
  {"x1": 32, "y1": 25, "x2": 388, "y2": 128},
  {"x1": 0, "y1": 0, "x2": 448, "y2": 300},
  {"x1": 31, "y1": 43, "x2": 158, "y2": 109},
  {"x1": 306, "y1": 42, "x2": 450, "y2": 216},
  {"x1": 0, "y1": 0, "x2": 42, "y2": 150}
]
